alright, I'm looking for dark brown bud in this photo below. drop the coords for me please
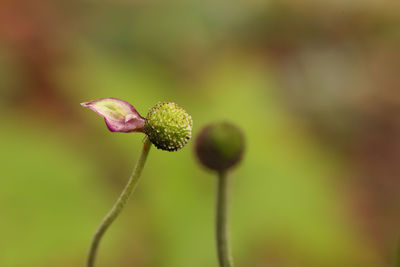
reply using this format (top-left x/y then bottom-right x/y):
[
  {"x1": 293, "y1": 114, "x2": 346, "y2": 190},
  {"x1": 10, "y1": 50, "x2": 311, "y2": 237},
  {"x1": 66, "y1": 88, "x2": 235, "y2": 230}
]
[{"x1": 195, "y1": 122, "x2": 245, "y2": 172}]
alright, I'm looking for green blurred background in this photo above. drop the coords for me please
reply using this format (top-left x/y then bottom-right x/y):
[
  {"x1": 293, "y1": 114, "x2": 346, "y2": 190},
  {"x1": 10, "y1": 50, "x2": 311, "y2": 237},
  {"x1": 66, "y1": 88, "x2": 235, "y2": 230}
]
[{"x1": 1, "y1": 0, "x2": 400, "y2": 266}]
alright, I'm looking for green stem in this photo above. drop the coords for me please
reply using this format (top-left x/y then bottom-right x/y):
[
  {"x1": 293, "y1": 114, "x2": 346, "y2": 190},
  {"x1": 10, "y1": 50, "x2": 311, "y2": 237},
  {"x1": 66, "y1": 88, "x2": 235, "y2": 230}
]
[
  {"x1": 397, "y1": 238, "x2": 400, "y2": 267},
  {"x1": 216, "y1": 171, "x2": 233, "y2": 267},
  {"x1": 87, "y1": 136, "x2": 152, "y2": 267}
]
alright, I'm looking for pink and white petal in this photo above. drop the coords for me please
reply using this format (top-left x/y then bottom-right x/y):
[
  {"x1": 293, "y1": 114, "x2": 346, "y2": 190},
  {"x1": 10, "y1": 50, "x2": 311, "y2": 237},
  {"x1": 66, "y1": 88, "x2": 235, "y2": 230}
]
[{"x1": 81, "y1": 97, "x2": 145, "y2": 133}]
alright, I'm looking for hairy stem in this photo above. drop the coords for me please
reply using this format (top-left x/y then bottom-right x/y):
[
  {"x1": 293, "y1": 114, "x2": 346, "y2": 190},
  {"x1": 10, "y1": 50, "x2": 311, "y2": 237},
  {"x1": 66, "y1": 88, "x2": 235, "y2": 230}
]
[
  {"x1": 87, "y1": 136, "x2": 152, "y2": 267},
  {"x1": 216, "y1": 171, "x2": 233, "y2": 267}
]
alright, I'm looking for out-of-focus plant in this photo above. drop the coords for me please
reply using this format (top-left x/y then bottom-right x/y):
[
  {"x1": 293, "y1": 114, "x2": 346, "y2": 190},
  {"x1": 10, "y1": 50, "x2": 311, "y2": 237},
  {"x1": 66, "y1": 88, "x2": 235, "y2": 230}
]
[
  {"x1": 396, "y1": 239, "x2": 400, "y2": 267},
  {"x1": 195, "y1": 122, "x2": 245, "y2": 267},
  {"x1": 81, "y1": 98, "x2": 192, "y2": 267}
]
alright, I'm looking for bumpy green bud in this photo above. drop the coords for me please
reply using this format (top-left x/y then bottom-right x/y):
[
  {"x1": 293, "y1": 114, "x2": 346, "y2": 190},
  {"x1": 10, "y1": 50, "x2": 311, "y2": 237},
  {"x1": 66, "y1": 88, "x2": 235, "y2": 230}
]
[
  {"x1": 195, "y1": 122, "x2": 245, "y2": 171},
  {"x1": 144, "y1": 102, "x2": 193, "y2": 151}
]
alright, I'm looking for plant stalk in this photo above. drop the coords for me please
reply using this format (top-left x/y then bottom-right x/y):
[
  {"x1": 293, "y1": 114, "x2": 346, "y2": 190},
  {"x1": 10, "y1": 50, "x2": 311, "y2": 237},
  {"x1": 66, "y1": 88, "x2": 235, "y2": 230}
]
[
  {"x1": 397, "y1": 237, "x2": 400, "y2": 267},
  {"x1": 216, "y1": 171, "x2": 233, "y2": 267},
  {"x1": 87, "y1": 136, "x2": 152, "y2": 267}
]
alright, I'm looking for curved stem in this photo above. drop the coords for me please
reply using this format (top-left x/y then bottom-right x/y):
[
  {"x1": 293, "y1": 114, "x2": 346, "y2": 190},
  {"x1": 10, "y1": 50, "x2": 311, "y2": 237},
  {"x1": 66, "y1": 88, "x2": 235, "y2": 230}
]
[
  {"x1": 215, "y1": 171, "x2": 233, "y2": 267},
  {"x1": 87, "y1": 136, "x2": 152, "y2": 267}
]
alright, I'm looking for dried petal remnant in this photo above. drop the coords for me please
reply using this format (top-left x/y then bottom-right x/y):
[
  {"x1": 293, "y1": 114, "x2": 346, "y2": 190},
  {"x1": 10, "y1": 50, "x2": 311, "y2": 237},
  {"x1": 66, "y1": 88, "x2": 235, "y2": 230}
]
[{"x1": 81, "y1": 98, "x2": 145, "y2": 133}]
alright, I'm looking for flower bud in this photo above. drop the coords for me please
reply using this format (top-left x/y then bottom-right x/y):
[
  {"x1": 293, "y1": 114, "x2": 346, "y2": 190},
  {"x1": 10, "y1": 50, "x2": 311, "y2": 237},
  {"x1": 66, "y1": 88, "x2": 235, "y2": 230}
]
[
  {"x1": 145, "y1": 102, "x2": 193, "y2": 151},
  {"x1": 195, "y1": 122, "x2": 245, "y2": 171}
]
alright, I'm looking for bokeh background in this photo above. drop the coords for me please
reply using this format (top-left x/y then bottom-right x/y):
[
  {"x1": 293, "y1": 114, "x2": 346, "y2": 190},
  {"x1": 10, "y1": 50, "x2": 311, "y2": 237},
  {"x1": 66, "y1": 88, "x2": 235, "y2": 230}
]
[{"x1": 1, "y1": 0, "x2": 400, "y2": 266}]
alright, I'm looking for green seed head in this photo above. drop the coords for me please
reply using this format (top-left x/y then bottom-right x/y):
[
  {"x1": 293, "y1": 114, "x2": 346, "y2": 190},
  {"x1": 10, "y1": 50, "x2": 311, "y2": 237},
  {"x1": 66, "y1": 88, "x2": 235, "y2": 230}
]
[
  {"x1": 144, "y1": 102, "x2": 193, "y2": 151},
  {"x1": 195, "y1": 122, "x2": 245, "y2": 171}
]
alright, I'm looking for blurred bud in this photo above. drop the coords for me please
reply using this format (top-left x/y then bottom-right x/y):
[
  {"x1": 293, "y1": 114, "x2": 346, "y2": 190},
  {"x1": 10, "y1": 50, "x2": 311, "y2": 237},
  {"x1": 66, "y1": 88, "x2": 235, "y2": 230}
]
[
  {"x1": 144, "y1": 102, "x2": 193, "y2": 151},
  {"x1": 195, "y1": 122, "x2": 245, "y2": 172},
  {"x1": 81, "y1": 98, "x2": 145, "y2": 133}
]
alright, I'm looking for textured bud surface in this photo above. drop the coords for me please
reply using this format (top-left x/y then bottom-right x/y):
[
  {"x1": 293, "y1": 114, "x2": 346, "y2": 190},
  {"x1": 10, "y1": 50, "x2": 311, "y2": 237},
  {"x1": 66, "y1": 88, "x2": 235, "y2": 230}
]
[
  {"x1": 145, "y1": 102, "x2": 193, "y2": 151},
  {"x1": 195, "y1": 122, "x2": 245, "y2": 171}
]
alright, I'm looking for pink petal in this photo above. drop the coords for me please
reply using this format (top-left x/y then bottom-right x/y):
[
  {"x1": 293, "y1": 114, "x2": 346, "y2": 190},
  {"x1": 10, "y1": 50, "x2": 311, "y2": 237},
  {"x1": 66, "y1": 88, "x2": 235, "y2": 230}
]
[{"x1": 81, "y1": 97, "x2": 145, "y2": 133}]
